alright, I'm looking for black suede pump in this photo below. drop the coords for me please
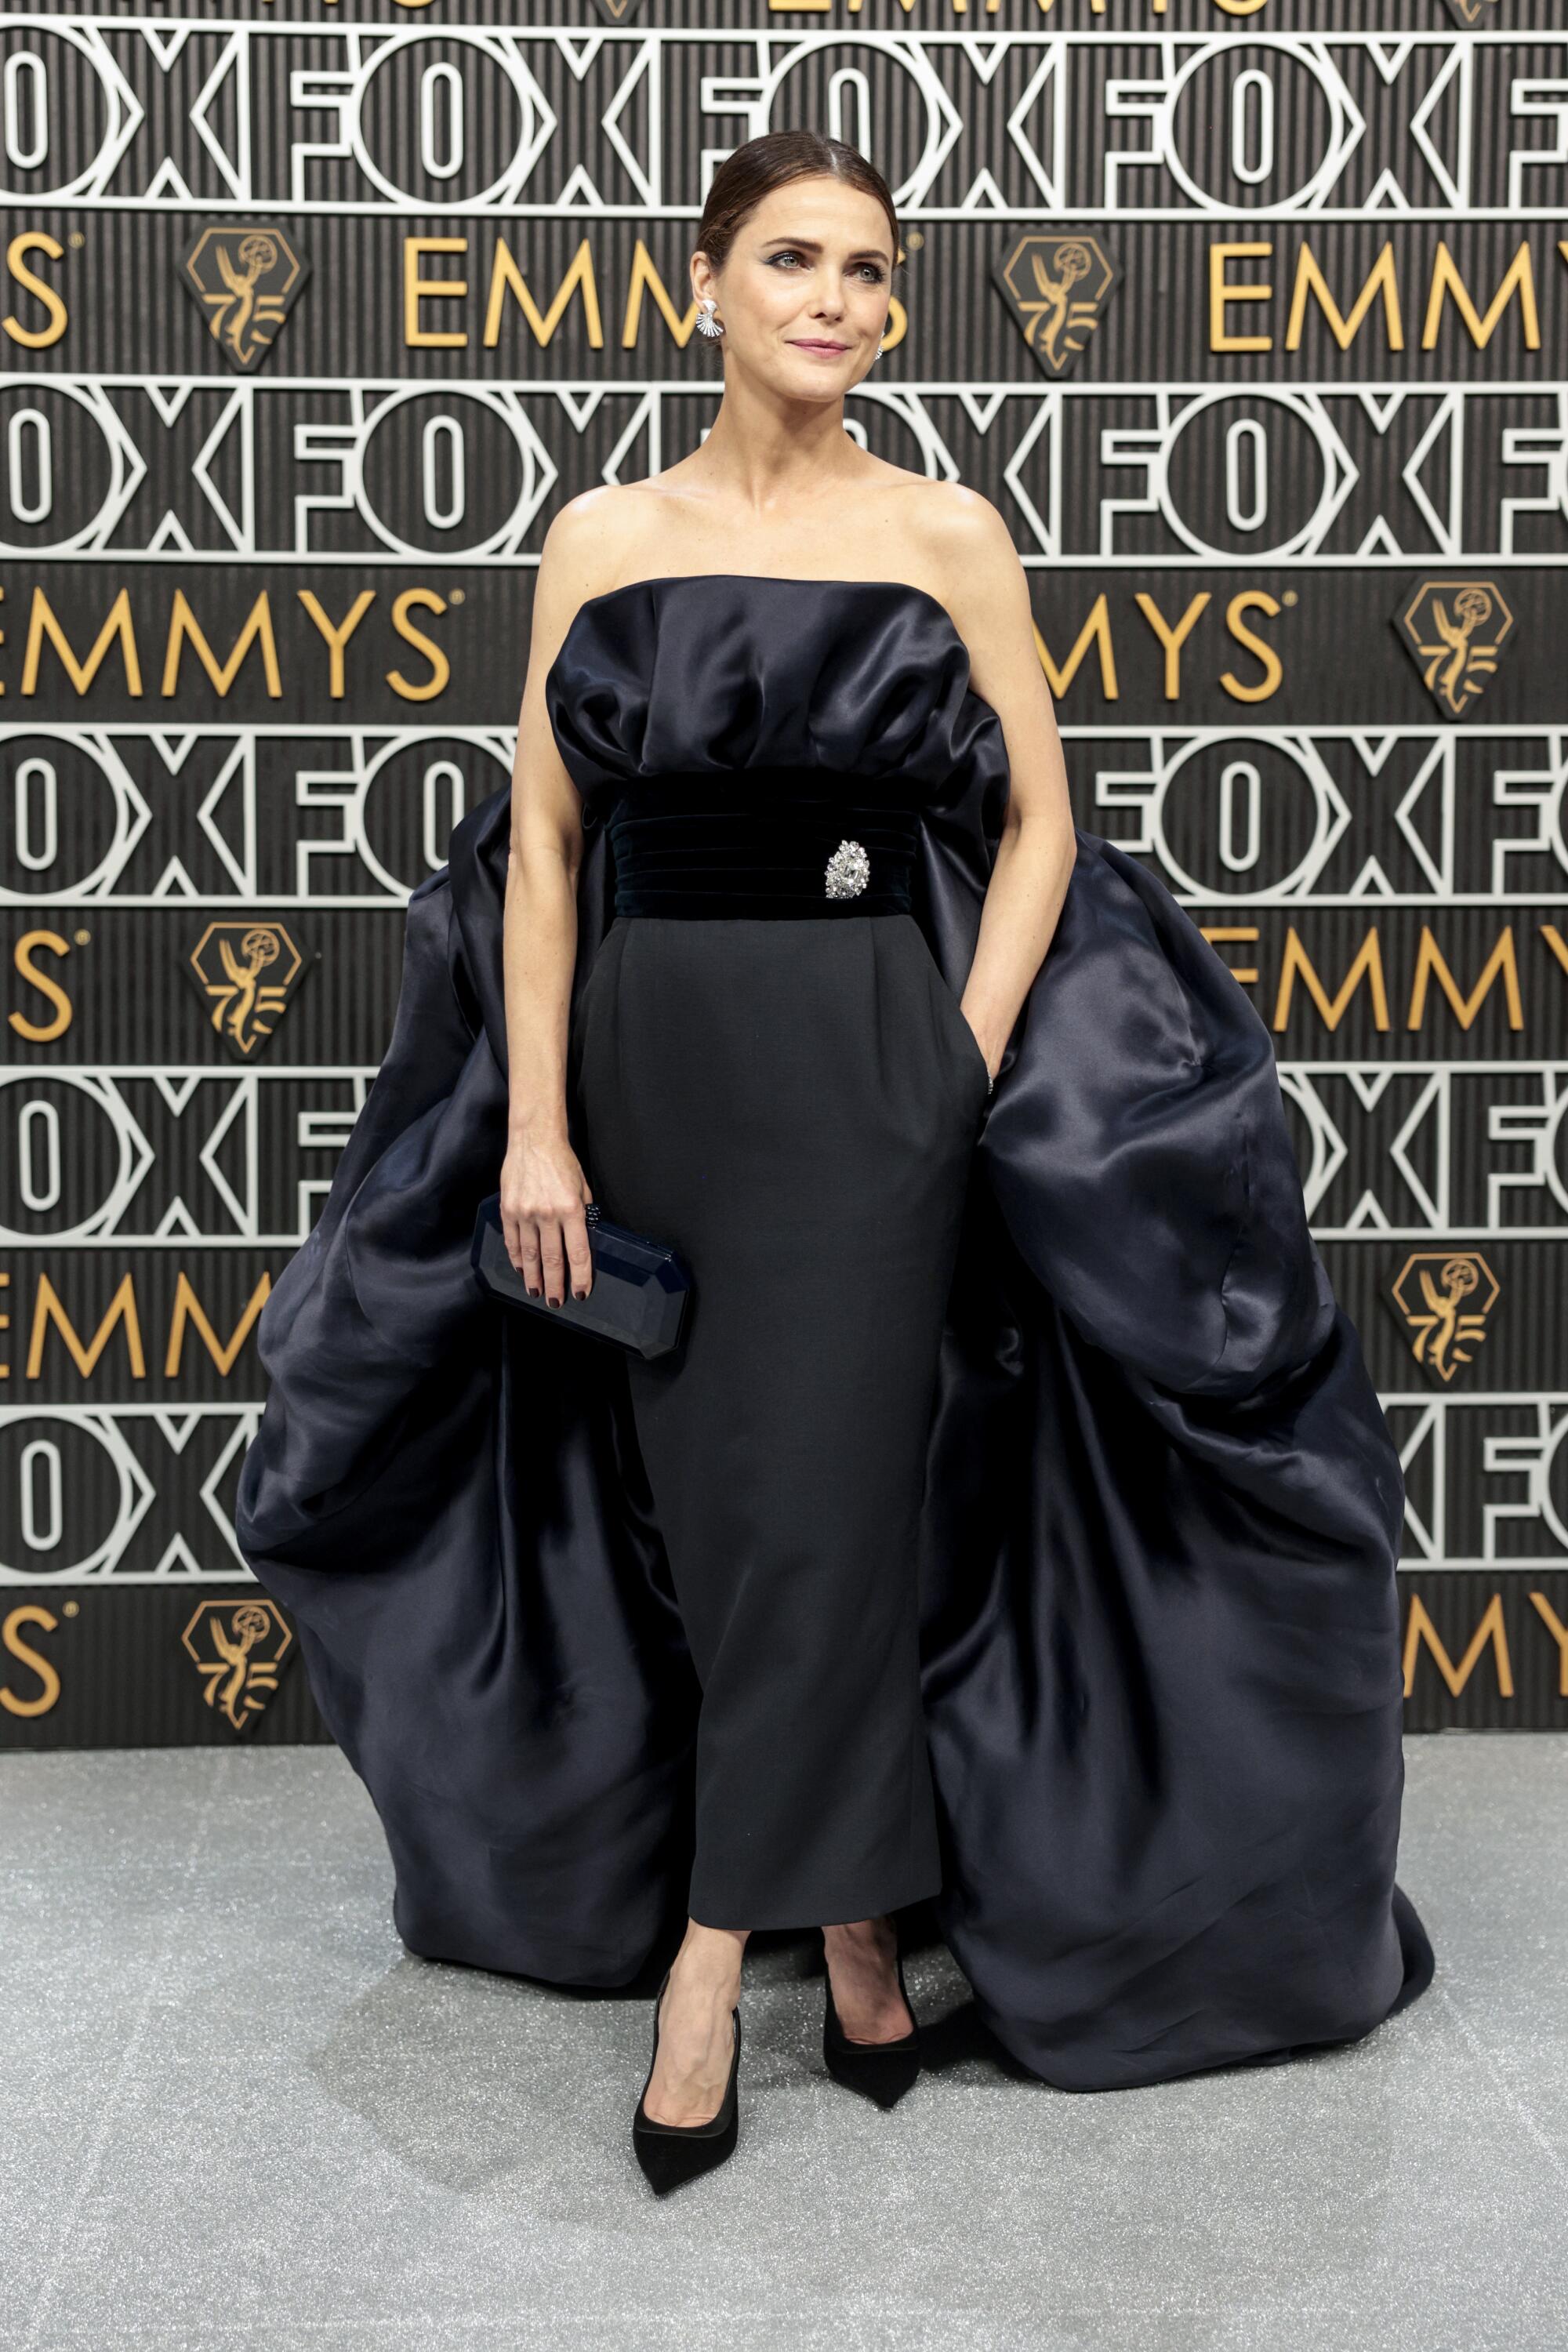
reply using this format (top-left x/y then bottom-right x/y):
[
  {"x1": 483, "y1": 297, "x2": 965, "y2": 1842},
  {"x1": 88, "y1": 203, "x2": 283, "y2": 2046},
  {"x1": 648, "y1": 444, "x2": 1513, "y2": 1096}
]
[
  {"x1": 822, "y1": 1940, "x2": 922, "y2": 2108},
  {"x1": 631, "y1": 1968, "x2": 742, "y2": 2194}
]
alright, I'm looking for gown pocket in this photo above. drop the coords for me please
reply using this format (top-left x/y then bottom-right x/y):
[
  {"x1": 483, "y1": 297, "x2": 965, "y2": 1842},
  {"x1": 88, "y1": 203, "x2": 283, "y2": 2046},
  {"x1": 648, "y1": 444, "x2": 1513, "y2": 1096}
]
[
  {"x1": 927, "y1": 953, "x2": 991, "y2": 1109},
  {"x1": 895, "y1": 914, "x2": 991, "y2": 1112}
]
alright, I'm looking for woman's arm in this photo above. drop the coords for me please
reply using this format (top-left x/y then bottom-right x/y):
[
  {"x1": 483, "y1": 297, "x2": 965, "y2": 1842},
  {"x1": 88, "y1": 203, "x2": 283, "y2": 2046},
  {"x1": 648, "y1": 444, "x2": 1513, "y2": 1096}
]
[
  {"x1": 497, "y1": 515, "x2": 602, "y2": 1305},
  {"x1": 929, "y1": 493, "x2": 1078, "y2": 1083}
]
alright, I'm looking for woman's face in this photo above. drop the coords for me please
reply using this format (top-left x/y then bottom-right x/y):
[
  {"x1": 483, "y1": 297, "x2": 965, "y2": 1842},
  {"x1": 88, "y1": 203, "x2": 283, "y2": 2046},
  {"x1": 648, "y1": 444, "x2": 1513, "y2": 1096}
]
[{"x1": 694, "y1": 175, "x2": 896, "y2": 396}]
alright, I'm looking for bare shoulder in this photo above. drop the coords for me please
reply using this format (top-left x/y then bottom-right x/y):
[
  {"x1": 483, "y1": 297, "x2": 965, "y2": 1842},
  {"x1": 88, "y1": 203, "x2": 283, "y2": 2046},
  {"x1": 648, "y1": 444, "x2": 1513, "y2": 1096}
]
[
  {"x1": 522, "y1": 488, "x2": 675, "y2": 695},
  {"x1": 535, "y1": 486, "x2": 666, "y2": 623},
  {"x1": 884, "y1": 480, "x2": 1044, "y2": 701},
  {"x1": 906, "y1": 481, "x2": 1026, "y2": 616}
]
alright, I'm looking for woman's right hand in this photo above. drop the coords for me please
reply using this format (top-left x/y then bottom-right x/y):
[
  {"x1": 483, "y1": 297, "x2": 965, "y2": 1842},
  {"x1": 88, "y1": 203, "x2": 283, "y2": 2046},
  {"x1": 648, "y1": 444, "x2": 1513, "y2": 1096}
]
[{"x1": 499, "y1": 1129, "x2": 594, "y2": 1306}]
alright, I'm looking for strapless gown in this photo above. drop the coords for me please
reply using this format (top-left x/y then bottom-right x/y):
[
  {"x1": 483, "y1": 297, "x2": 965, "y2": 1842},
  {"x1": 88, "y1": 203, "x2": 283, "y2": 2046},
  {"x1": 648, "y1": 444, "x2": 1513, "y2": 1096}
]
[{"x1": 234, "y1": 573, "x2": 1434, "y2": 2092}]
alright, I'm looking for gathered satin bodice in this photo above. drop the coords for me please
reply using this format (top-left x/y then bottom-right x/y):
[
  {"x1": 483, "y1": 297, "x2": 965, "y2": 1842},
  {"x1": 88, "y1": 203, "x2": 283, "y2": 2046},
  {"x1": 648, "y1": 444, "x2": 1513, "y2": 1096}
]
[
  {"x1": 543, "y1": 572, "x2": 982, "y2": 803},
  {"x1": 542, "y1": 574, "x2": 994, "y2": 918}
]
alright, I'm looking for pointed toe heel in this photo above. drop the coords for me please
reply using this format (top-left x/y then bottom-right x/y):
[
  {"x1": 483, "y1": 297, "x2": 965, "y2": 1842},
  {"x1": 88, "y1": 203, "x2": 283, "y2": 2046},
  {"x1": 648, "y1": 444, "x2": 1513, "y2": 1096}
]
[
  {"x1": 822, "y1": 1946, "x2": 922, "y2": 2109},
  {"x1": 631, "y1": 1969, "x2": 742, "y2": 2194}
]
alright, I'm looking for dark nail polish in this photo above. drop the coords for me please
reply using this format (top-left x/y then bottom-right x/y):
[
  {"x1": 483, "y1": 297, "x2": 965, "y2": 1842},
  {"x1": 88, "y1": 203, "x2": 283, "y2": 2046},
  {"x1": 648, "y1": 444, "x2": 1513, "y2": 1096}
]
[{"x1": 526, "y1": 1286, "x2": 540, "y2": 1298}]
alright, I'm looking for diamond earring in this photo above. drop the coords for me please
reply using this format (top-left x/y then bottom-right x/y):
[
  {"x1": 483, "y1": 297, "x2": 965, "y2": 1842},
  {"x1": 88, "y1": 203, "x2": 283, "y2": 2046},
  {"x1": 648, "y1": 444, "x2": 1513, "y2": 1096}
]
[{"x1": 695, "y1": 297, "x2": 724, "y2": 339}]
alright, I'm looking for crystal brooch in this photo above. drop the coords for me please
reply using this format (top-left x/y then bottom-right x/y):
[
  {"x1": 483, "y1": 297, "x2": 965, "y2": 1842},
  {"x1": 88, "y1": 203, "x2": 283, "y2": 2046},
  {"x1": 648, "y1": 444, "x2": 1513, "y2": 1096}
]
[{"x1": 825, "y1": 837, "x2": 871, "y2": 899}]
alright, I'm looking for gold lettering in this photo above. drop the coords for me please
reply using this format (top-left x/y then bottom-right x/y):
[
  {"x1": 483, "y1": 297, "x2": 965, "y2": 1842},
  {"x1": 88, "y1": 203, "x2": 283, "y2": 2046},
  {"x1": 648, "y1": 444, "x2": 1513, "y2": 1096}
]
[
  {"x1": 1403, "y1": 1592, "x2": 1513, "y2": 1700},
  {"x1": 1527, "y1": 1592, "x2": 1568, "y2": 1697},
  {"x1": 1134, "y1": 593, "x2": 1210, "y2": 699},
  {"x1": 1272, "y1": 928, "x2": 1391, "y2": 1033},
  {"x1": 164, "y1": 1272, "x2": 271, "y2": 1378},
  {"x1": 1284, "y1": 242, "x2": 1403, "y2": 353},
  {"x1": 0, "y1": 1605, "x2": 60, "y2": 1718},
  {"x1": 1537, "y1": 922, "x2": 1568, "y2": 983},
  {"x1": 4, "y1": 231, "x2": 68, "y2": 349},
  {"x1": 1210, "y1": 242, "x2": 1272, "y2": 354},
  {"x1": 22, "y1": 587, "x2": 142, "y2": 697},
  {"x1": 298, "y1": 590, "x2": 376, "y2": 699},
  {"x1": 1200, "y1": 927, "x2": 1259, "y2": 986},
  {"x1": 1406, "y1": 927, "x2": 1523, "y2": 1033},
  {"x1": 387, "y1": 588, "x2": 450, "y2": 700},
  {"x1": 1422, "y1": 240, "x2": 1541, "y2": 352},
  {"x1": 622, "y1": 241, "x2": 706, "y2": 350},
  {"x1": 1220, "y1": 593, "x2": 1284, "y2": 702},
  {"x1": 27, "y1": 1273, "x2": 147, "y2": 1381},
  {"x1": 1037, "y1": 595, "x2": 1118, "y2": 701},
  {"x1": 404, "y1": 237, "x2": 468, "y2": 347},
  {"x1": 9, "y1": 931, "x2": 73, "y2": 1044},
  {"x1": 162, "y1": 591, "x2": 282, "y2": 699},
  {"x1": 483, "y1": 238, "x2": 604, "y2": 350}
]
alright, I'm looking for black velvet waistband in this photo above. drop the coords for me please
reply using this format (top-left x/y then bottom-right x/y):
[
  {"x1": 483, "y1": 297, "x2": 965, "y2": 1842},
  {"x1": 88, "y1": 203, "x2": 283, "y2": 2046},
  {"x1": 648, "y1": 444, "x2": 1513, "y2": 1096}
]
[{"x1": 605, "y1": 769, "x2": 919, "y2": 918}]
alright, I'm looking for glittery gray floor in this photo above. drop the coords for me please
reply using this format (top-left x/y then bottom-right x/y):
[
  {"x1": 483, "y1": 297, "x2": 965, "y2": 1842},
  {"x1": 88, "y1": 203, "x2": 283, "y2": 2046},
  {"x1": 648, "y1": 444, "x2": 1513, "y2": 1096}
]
[{"x1": 4, "y1": 1737, "x2": 1564, "y2": 2352}]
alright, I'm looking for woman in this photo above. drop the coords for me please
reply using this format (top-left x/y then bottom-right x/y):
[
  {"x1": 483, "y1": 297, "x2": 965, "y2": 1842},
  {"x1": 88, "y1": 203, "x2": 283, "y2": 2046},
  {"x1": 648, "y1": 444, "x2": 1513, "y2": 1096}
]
[
  {"x1": 235, "y1": 132, "x2": 1432, "y2": 2194},
  {"x1": 504, "y1": 135, "x2": 1076, "y2": 2180}
]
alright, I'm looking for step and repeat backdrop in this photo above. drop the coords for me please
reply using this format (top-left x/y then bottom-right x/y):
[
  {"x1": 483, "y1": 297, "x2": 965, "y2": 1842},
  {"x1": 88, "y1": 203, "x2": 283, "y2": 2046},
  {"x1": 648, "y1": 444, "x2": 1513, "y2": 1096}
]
[{"x1": 2, "y1": 0, "x2": 1566, "y2": 1746}]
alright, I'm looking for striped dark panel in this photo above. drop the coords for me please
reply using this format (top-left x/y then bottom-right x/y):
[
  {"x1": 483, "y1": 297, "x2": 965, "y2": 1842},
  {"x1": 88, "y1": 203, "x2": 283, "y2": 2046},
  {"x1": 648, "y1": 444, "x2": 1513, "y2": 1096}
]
[{"x1": 2, "y1": 5, "x2": 1565, "y2": 1732}]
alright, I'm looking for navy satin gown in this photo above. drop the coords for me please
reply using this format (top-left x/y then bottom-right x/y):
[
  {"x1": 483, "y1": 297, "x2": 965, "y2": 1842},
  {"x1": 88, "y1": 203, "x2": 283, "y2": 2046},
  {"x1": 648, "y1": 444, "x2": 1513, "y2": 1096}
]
[{"x1": 234, "y1": 573, "x2": 1434, "y2": 2092}]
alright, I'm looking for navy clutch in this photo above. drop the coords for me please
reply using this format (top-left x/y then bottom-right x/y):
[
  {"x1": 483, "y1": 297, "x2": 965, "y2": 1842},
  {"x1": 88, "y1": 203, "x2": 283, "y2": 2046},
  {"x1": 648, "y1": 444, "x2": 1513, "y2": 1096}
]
[{"x1": 470, "y1": 1192, "x2": 692, "y2": 1360}]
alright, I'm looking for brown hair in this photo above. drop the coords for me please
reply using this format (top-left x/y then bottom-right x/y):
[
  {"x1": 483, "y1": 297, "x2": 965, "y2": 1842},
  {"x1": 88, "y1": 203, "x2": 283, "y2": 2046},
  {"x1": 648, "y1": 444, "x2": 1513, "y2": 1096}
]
[{"x1": 692, "y1": 132, "x2": 902, "y2": 281}]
